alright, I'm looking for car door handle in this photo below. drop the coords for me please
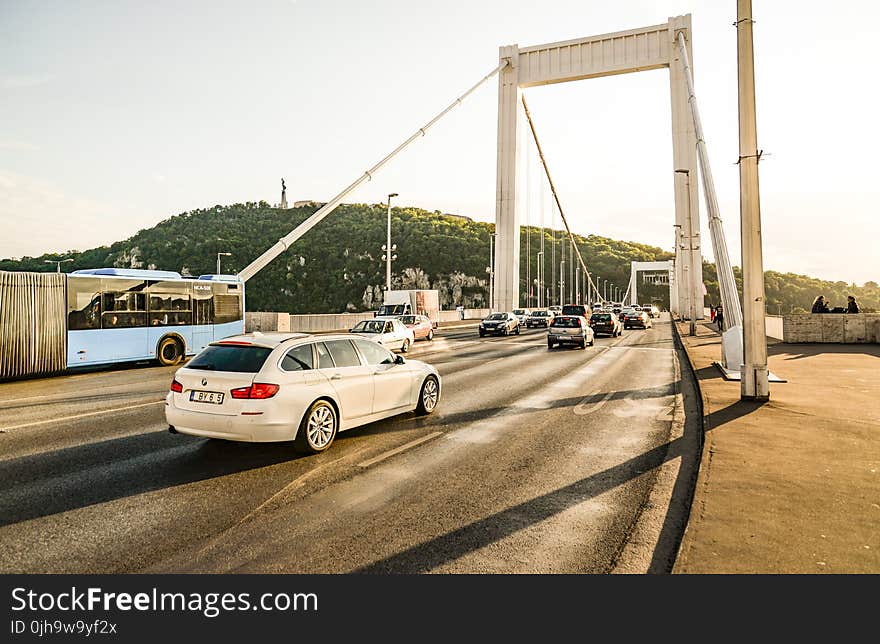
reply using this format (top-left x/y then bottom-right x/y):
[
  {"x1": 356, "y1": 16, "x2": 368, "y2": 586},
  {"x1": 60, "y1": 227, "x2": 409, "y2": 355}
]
[{"x1": 330, "y1": 373, "x2": 342, "y2": 380}]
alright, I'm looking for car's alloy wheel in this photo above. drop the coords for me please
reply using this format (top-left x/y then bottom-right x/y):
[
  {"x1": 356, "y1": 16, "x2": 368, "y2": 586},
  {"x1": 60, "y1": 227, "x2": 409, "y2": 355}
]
[
  {"x1": 401, "y1": 339, "x2": 410, "y2": 353},
  {"x1": 426, "y1": 329, "x2": 434, "y2": 341},
  {"x1": 295, "y1": 400, "x2": 338, "y2": 454},
  {"x1": 416, "y1": 376, "x2": 440, "y2": 415}
]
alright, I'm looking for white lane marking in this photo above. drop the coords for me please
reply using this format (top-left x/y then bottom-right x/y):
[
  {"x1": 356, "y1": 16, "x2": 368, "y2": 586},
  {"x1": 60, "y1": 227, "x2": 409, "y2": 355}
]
[
  {"x1": 573, "y1": 391, "x2": 614, "y2": 416},
  {"x1": 0, "y1": 387, "x2": 168, "y2": 407},
  {"x1": 358, "y1": 431, "x2": 444, "y2": 468},
  {"x1": 0, "y1": 400, "x2": 164, "y2": 432}
]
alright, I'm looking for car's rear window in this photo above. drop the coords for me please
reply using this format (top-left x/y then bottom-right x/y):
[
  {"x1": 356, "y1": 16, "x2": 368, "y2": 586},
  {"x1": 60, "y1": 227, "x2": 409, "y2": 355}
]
[
  {"x1": 561, "y1": 306, "x2": 586, "y2": 315},
  {"x1": 187, "y1": 344, "x2": 272, "y2": 373},
  {"x1": 552, "y1": 316, "x2": 581, "y2": 328}
]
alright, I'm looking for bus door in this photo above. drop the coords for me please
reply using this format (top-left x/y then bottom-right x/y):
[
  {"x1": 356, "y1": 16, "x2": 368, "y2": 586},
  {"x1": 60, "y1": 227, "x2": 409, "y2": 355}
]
[{"x1": 147, "y1": 281, "x2": 194, "y2": 356}]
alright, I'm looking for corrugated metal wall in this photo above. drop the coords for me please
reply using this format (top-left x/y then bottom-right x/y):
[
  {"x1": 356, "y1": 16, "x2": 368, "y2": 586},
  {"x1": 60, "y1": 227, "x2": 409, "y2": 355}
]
[{"x1": 0, "y1": 271, "x2": 67, "y2": 379}]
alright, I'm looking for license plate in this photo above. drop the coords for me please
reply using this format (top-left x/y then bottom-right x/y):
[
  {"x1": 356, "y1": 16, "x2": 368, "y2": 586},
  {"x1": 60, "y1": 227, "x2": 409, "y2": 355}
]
[{"x1": 190, "y1": 390, "x2": 224, "y2": 404}]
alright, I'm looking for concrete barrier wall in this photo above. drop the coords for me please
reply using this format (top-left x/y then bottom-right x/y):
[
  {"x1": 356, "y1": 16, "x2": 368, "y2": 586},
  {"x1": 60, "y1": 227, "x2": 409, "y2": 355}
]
[
  {"x1": 246, "y1": 309, "x2": 492, "y2": 333},
  {"x1": 765, "y1": 315, "x2": 784, "y2": 340},
  {"x1": 783, "y1": 313, "x2": 880, "y2": 343},
  {"x1": 439, "y1": 308, "x2": 491, "y2": 322}
]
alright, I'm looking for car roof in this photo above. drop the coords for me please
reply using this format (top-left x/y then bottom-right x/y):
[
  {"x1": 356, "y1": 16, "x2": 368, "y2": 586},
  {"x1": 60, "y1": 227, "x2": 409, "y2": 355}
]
[{"x1": 212, "y1": 332, "x2": 311, "y2": 349}]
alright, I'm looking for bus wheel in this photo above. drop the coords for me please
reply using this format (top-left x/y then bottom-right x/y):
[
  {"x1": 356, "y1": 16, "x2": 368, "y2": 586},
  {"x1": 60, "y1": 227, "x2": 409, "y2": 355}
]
[{"x1": 157, "y1": 337, "x2": 183, "y2": 366}]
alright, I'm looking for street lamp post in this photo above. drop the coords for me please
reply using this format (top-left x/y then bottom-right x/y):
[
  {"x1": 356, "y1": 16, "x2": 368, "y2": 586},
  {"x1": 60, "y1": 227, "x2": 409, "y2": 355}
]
[
  {"x1": 216, "y1": 252, "x2": 232, "y2": 275},
  {"x1": 487, "y1": 232, "x2": 497, "y2": 309},
  {"x1": 737, "y1": 0, "x2": 769, "y2": 401},
  {"x1": 675, "y1": 169, "x2": 697, "y2": 336},
  {"x1": 559, "y1": 259, "x2": 565, "y2": 305},
  {"x1": 575, "y1": 265, "x2": 580, "y2": 304},
  {"x1": 45, "y1": 258, "x2": 74, "y2": 273},
  {"x1": 536, "y1": 250, "x2": 544, "y2": 309},
  {"x1": 383, "y1": 193, "x2": 399, "y2": 291}
]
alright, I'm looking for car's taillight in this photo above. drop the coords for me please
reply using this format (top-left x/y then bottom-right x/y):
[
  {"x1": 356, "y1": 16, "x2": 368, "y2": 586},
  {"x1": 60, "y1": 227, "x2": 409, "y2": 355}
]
[
  {"x1": 170, "y1": 378, "x2": 183, "y2": 393},
  {"x1": 250, "y1": 383, "x2": 280, "y2": 399},
  {"x1": 230, "y1": 383, "x2": 280, "y2": 399}
]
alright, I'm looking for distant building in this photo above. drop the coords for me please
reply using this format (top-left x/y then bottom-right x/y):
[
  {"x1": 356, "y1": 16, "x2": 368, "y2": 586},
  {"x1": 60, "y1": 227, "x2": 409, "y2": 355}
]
[
  {"x1": 294, "y1": 200, "x2": 320, "y2": 208},
  {"x1": 441, "y1": 212, "x2": 473, "y2": 222}
]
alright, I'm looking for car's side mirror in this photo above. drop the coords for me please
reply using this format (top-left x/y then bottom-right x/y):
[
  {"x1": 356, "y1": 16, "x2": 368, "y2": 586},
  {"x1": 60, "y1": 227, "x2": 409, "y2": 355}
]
[{"x1": 395, "y1": 355, "x2": 406, "y2": 365}]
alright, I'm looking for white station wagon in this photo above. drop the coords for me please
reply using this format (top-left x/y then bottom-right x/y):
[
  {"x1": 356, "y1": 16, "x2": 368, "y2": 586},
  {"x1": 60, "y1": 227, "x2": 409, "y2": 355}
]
[
  {"x1": 165, "y1": 332, "x2": 440, "y2": 453},
  {"x1": 349, "y1": 316, "x2": 415, "y2": 353}
]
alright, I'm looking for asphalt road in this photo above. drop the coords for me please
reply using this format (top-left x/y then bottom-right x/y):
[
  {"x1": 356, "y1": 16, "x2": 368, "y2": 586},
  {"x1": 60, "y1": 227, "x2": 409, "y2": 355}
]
[{"x1": 0, "y1": 315, "x2": 696, "y2": 573}]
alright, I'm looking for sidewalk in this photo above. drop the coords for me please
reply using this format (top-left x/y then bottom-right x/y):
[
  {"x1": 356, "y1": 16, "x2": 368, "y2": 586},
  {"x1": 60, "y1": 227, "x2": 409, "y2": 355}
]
[{"x1": 673, "y1": 321, "x2": 880, "y2": 573}]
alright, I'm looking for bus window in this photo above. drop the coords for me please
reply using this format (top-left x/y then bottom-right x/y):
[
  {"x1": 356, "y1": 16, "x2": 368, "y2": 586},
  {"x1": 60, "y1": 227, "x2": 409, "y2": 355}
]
[
  {"x1": 67, "y1": 277, "x2": 102, "y2": 330},
  {"x1": 213, "y1": 283, "x2": 242, "y2": 324},
  {"x1": 148, "y1": 292, "x2": 192, "y2": 326},
  {"x1": 101, "y1": 280, "x2": 147, "y2": 328}
]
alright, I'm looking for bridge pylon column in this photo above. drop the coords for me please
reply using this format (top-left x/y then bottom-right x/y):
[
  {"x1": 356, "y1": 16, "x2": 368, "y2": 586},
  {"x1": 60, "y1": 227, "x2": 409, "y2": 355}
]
[
  {"x1": 494, "y1": 45, "x2": 521, "y2": 312},
  {"x1": 669, "y1": 15, "x2": 704, "y2": 320}
]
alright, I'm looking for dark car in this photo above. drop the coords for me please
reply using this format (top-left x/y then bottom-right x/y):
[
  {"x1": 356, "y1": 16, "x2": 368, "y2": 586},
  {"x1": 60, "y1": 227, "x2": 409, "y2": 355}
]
[
  {"x1": 623, "y1": 310, "x2": 652, "y2": 329},
  {"x1": 561, "y1": 304, "x2": 589, "y2": 318},
  {"x1": 589, "y1": 312, "x2": 622, "y2": 337},
  {"x1": 479, "y1": 312, "x2": 520, "y2": 337}
]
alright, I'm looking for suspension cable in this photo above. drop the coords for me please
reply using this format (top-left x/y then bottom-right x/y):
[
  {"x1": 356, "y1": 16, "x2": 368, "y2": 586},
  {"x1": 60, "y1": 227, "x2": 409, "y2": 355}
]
[
  {"x1": 520, "y1": 94, "x2": 600, "y2": 303},
  {"x1": 238, "y1": 60, "x2": 509, "y2": 282}
]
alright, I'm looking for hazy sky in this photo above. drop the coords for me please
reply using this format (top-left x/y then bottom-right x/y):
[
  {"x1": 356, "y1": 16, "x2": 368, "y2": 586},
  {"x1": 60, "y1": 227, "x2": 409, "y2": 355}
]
[{"x1": 1, "y1": 1, "x2": 878, "y2": 284}]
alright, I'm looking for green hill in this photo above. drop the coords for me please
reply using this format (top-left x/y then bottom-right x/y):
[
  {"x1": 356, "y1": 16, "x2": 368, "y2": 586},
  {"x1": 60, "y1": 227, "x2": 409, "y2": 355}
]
[{"x1": 1, "y1": 201, "x2": 876, "y2": 314}]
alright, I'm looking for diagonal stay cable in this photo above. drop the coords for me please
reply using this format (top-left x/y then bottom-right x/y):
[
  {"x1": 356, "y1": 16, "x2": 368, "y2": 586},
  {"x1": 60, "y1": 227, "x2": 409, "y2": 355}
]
[{"x1": 520, "y1": 94, "x2": 600, "y2": 303}]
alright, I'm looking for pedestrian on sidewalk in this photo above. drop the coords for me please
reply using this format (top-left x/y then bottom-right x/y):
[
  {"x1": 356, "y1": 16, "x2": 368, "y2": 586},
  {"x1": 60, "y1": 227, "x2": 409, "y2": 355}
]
[
  {"x1": 846, "y1": 295, "x2": 861, "y2": 314},
  {"x1": 710, "y1": 305, "x2": 716, "y2": 323},
  {"x1": 456, "y1": 305, "x2": 465, "y2": 320},
  {"x1": 715, "y1": 304, "x2": 724, "y2": 331}
]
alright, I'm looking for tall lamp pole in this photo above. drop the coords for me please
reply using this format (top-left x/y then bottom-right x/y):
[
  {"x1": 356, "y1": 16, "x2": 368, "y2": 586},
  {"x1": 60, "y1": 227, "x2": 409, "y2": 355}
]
[
  {"x1": 737, "y1": 0, "x2": 769, "y2": 400},
  {"x1": 559, "y1": 259, "x2": 565, "y2": 305},
  {"x1": 383, "y1": 193, "x2": 399, "y2": 291},
  {"x1": 536, "y1": 250, "x2": 544, "y2": 309},
  {"x1": 216, "y1": 252, "x2": 232, "y2": 275},
  {"x1": 487, "y1": 232, "x2": 497, "y2": 309}
]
